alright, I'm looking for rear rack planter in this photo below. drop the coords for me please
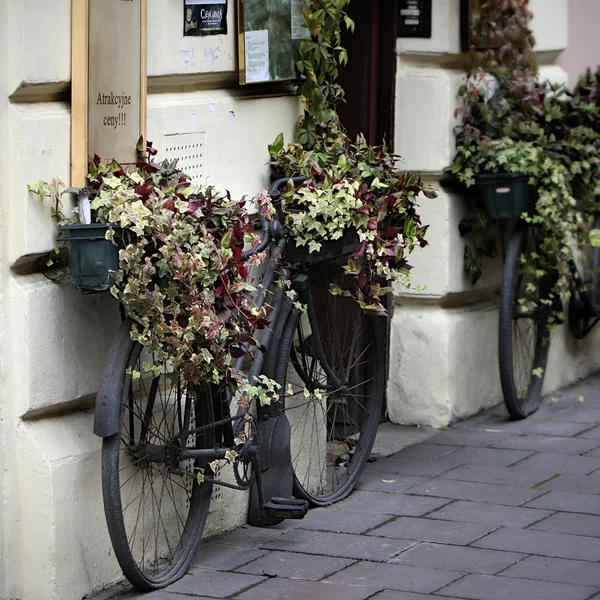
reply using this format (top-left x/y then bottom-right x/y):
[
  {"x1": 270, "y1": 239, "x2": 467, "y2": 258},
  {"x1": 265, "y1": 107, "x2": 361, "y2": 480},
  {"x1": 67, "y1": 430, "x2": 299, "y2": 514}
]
[
  {"x1": 285, "y1": 228, "x2": 358, "y2": 265},
  {"x1": 58, "y1": 223, "x2": 120, "y2": 292},
  {"x1": 476, "y1": 172, "x2": 535, "y2": 219}
]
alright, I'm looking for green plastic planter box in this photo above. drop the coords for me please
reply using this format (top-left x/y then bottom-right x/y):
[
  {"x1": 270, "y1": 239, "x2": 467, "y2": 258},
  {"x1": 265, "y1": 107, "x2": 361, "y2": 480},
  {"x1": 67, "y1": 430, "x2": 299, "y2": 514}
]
[
  {"x1": 58, "y1": 223, "x2": 120, "y2": 292},
  {"x1": 475, "y1": 173, "x2": 535, "y2": 219}
]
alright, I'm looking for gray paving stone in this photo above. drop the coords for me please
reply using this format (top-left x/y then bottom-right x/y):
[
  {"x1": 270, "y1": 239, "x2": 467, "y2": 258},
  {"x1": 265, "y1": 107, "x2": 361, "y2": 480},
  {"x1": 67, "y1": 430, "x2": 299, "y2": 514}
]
[
  {"x1": 475, "y1": 417, "x2": 592, "y2": 437},
  {"x1": 369, "y1": 592, "x2": 464, "y2": 600},
  {"x1": 578, "y1": 426, "x2": 600, "y2": 439},
  {"x1": 324, "y1": 561, "x2": 462, "y2": 594},
  {"x1": 499, "y1": 555, "x2": 600, "y2": 587},
  {"x1": 87, "y1": 584, "x2": 140, "y2": 600},
  {"x1": 585, "y1": 446, "x2": 600, "y2": 457},
  {"x1": 491, "y1": 433, "x2": 600, "y2": 455},
  {"x1": 406, "y1": 478, "x2": 544, "y2": 506},
  {"x1": 210, "y1": 525, "x2": 288, "y2": 548},
  {"x1": 259, "y1": 528, "x2": 406, "y2": 561},
  {"x1": 338, "y1": 490, "x2": 450, "y2": 516},
  {"x1": 390, "y1": 542, "x2": 524, "y2": 575},
  {"x1": 235, "y1": 578, "x2": 378, "y2": 600},
  {"x1": 525, "y1": 490, "x2": 600, "y2": 515},
  {"x1": 436, "y1": 573, "x2": 597, "y2": 600},
  {"x1": 162, "y1": 569, "x2": 264, "y2": 598},
  {"x1": 429, "y1": 429, "x2": 513, "y2": 448},
  {"x1": 555, "y1": 407, "x2": 600, "y2": 423},
  {"x1": 530, "y1": 511, "x2": 600, "y2": 537},
  {"x1": 439, "y1": 464, "x2": 557, "y2": 488},
  {"x1": 191, "y1": 544, "x2": 268, "y2": 571},
  {"x1": 287, "y1": 507, "x2": 395, "y2": 534},
  {"x1": 235, "y1": 551, "x2": 354, "y2": 581},
  {"x1": 367, "y1": 454, "x2": 462, "y2": 477},
  {"x1": 356, "y1": 472, "x2": 429, "y2": 493},
  {"x1": 390, "y1": 443, "x2": 460, "y2": 461},
  {"x1": 427, "y1": 500, "x2": 552, "y2": 528},
  {"x1": 473, "y1": 527, "x2": 600, "y2": 561},
  {"x1": 435, "y1": 447, "x2": 533, "y2": 467},
  {"x1": 535, "y1": 472, "x2": 600, "y2": 495},
  {"x1": 143, "y1": 594, "x2": 213, "y2": 600},
  {"x1": 367, "y1": 516, "x2": 497, "y2": 545},
  {"x1": 526, "y1": 400, "x2": 583, "y2": 419},
  {"x1": 512, "y1": 451, "x2": 600, "y2": 475}
]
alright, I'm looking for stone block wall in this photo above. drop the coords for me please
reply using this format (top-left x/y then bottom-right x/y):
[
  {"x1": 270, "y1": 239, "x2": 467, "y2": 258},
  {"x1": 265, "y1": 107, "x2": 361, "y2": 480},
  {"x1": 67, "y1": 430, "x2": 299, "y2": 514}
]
[
  {"x1": 387, "y1": 0, "x2": 600, "y2": 427},
  {"x1": 0, "y1": 2, "x2": 300, "y2": 598}
]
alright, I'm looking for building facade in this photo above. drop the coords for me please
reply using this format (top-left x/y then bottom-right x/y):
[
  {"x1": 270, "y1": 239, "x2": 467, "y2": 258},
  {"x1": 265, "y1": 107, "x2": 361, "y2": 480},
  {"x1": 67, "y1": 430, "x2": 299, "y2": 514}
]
[
  {"x1": 0, "y1": 1, "x2": 598, "y2": 598},
  {"x1": 388, "y1": 0, "x2": 600, "y2": 426}
]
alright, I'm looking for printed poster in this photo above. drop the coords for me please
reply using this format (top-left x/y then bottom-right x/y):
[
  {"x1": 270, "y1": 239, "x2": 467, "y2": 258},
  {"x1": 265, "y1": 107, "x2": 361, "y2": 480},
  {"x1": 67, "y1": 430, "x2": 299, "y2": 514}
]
[
  {"x1": 184, "y1": 0, "x2": 227, "y2": 36},
  {"x1": 240, "y1": 0, "x2": 309, "y2": 84},
  {"x1": 245, "y1": 30, "x2": 269, "y2": 83}
]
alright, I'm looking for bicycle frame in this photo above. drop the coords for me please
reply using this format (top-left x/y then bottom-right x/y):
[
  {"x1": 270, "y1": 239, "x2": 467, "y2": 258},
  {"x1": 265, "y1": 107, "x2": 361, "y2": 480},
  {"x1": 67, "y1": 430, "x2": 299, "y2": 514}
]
[{"x1": 115, "y1": 177, "x2": 334, "y2": 516}]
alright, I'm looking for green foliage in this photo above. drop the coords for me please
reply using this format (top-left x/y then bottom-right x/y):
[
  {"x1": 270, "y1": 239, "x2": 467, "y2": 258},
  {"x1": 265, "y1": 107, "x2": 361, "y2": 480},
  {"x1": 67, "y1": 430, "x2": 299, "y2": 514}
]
[
  {"x1": 280, "y1": 137, "x2": 432, "y2": 311},
  {"x1": 448, "y1": 0, "x2": 600, "y2": 301},
  {"x1": 467, "y1": 0, "x2": 537, "y2": 76},
  {"x1": 29, "y1": 141, "x2": 280, "y2": 407},
  {"x1": 28, "y1": 177, "x2": 69, "y2": 221},
  {"x1": 294, "y1": 0, "x2": 353, "y2": 150},
  {"x1": 269, "y1": 1, "x2": 433, "y2": 312}
]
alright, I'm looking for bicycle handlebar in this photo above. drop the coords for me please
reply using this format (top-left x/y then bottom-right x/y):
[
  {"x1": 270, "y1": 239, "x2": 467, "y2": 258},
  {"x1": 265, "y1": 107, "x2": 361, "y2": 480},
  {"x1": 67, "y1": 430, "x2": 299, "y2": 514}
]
[
  {"x1": 268, "y1": 177, "x2": 308, "y2": 202},
  {"x1": 241, "y1": 176, "x2": 308, "y2": 261}
]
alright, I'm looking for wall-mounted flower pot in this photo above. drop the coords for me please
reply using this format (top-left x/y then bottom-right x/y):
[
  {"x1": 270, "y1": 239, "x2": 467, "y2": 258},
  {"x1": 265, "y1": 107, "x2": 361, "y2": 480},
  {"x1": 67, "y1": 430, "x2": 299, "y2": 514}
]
[
  {"x1": 58, "y1": 223, "x2": 120, "y2": 292},
  {"x1": 476, "y1": 173, "x2": 535, "y2": 219}
]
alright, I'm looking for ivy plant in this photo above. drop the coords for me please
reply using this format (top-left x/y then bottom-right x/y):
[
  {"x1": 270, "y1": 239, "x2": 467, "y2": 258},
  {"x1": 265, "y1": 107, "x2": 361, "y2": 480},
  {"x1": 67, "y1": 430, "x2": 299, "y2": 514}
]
[
  {"x1": 29, "y1": 141, "x2": 279, "y2": 407},
  {"x1": 448, "y1": 0, "x2": 600, "y2": 297},
  {"x1": 268, "y1": 0, "x2": 434, "y2": 311}
]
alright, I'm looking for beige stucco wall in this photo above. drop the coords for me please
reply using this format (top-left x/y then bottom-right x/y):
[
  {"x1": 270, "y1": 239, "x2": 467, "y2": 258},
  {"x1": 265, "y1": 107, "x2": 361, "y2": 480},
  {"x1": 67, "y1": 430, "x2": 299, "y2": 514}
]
[
  {"x1": 0, "y1": 3, "x2": 8, "y2": 599},
  {"x1": 1, "y1": 2, "x2": 300, "y2": 599},
  {"x1": 557, "y1": 0, "x2": 600, "y2": 88},
  {"x1": 3, "y1": 0, "x2": 600, "y2": 598},
  {"x1": 388, "y1": 0, "x2": 600, "y2": 427}
]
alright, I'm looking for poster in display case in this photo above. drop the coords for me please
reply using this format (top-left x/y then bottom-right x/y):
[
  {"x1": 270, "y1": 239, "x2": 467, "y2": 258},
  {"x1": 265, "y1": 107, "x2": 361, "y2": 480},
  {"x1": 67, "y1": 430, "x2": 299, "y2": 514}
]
[{"x1": 238, "y1": 0, "x2": 309, "y2": 84}]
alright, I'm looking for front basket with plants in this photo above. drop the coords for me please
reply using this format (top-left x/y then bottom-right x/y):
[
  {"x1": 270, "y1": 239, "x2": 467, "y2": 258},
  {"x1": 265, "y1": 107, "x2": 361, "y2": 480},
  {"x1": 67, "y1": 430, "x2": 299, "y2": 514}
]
[
  {"x1": 57, "y1": 221, "x2": 124, "y2": 292},
  {"x1": 475, "y1": 172, "x2": 535, "y2": 219},
  {"x1": 264, "y1": 0, "x2": 435, "y2": 312},
  {"x1": 447, "y1": 0, "x2": 600, "y2": 290},
  {"x1": 29, "y1": 140, "x2": 280, "y2": 403}
]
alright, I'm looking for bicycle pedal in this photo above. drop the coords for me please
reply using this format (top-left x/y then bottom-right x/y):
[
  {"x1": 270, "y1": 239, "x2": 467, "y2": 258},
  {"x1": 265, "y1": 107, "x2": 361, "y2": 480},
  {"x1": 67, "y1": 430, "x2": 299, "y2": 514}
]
[{"x1": 264, "y1": 497, "x2": 309, "y2": 519}]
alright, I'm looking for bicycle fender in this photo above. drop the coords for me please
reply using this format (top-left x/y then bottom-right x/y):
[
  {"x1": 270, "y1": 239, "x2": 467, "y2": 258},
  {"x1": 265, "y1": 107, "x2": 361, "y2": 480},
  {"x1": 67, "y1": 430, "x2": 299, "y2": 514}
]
[{"x1": 93, "y1": 319, "x2": 133, "y2": 438}]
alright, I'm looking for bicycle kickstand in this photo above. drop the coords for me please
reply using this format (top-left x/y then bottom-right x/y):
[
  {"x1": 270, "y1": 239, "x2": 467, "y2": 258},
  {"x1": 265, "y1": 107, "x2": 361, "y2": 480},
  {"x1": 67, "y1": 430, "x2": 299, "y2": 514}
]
[{"x1": 247, "y1": 412, "x2": 309, "y2": 526}]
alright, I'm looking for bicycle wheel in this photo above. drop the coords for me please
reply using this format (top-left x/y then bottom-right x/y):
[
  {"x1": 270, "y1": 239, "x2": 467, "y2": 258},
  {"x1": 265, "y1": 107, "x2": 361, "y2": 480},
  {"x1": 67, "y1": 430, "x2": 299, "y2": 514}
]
[
  {"x1": 275, "y1": 265, "x2": 385, "y2": 506},
  {"x1": 498, "y1": 222, "x2": 554, "y2": 419},
  {"x1": 102, "y1": 333, "x2": 214, "y2": 591},
  {"x1": 568, "y1": 215, "x2": 600, "y2": 339}
]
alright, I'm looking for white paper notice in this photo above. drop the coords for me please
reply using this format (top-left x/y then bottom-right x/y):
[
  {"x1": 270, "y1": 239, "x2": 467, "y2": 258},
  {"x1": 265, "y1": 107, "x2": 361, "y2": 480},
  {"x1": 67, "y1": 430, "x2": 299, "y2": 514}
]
[
  {"x1": 291, "y1": 0, "x2": 310, "y2": 40},
  {"x1": 245, "y1": 29, "x2": 269, "y2": 83}
]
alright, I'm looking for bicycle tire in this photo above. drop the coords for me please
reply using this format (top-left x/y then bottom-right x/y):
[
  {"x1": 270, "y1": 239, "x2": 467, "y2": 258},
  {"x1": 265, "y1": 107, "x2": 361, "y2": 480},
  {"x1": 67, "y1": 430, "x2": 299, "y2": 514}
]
[
  {"x1": 498, "y1": 222, "x2": 553, "y2": 419},
  {"x1": 102, "y1": 331, "x2": 214, "y2": 591},
  {"x1": 568, "y1": 215, "x2": 600, "y2": 339},
  {"x1": 275, "y1": 266, "x2": 385, "y2": 506}
]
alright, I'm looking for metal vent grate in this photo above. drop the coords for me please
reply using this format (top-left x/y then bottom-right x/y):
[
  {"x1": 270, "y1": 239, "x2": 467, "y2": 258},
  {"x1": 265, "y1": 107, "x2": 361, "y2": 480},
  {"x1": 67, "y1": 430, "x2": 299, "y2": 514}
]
[{"x1": 163, "y1": 132, "x2": 207, "y2": 185}]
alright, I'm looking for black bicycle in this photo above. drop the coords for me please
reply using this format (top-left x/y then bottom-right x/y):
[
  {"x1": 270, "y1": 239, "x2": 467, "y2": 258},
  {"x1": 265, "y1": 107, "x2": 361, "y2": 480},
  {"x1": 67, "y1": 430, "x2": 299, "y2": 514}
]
[
  {"x1": 499, "y1": 216, "x2": 600, "y2": 419},
  {"x1": 93, "y1": 177, "x2": 385, "y2": 590}
]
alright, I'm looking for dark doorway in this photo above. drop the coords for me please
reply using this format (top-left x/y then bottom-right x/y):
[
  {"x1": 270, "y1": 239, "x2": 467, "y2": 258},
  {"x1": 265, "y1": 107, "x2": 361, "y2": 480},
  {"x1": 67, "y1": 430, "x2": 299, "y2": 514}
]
[
  {"x1": 337, "y1": 0, "x2": 398, "y2": 147},
  {"x1": 337, "y1": 0, "x2": 399, "y2": 421}
]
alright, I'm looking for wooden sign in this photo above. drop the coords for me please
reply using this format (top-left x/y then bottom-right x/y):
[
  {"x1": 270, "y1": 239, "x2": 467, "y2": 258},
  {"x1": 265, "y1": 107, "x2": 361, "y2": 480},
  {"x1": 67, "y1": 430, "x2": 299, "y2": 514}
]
[{"x1": 71, "y1": 0, "x2": 147, "y2": 186}]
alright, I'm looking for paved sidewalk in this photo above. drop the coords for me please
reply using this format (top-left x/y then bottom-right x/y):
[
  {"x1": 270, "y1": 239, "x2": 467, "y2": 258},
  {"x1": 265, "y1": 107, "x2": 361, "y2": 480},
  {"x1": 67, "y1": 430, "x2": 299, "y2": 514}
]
[{"x1": 95, "y1": 375, "x2": 600, "y2": 600}]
